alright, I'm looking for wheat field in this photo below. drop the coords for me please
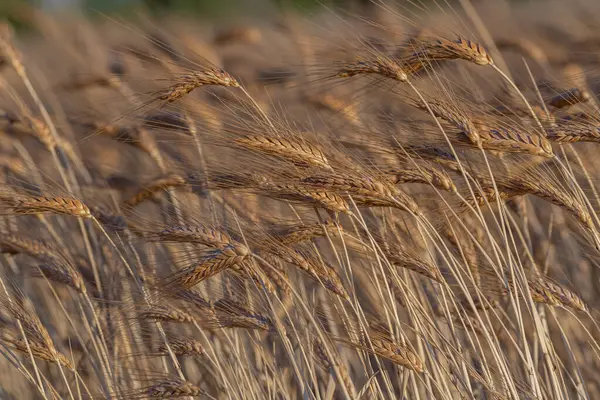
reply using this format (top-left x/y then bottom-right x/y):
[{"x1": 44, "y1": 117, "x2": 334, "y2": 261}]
[{"x1": 0, "y1": 0, "x2": 599, "y2": 398}]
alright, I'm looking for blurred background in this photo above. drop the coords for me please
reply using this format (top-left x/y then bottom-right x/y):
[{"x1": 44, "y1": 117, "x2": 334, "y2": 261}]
[{"x1": 1, "y1": 0, "x2": 377, "y2": 17}]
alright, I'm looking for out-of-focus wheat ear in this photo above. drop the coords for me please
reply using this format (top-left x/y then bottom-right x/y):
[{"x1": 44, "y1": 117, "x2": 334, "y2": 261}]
[
  {"x1": 157, "y1": 68, "x2": 240, "y2": 104},
  {"x1": 262, "y1": 246, "x2": 348, "y2": 299},
  {"x1": 301, "y1": 173, "x2": 422, "y2": 216},
  {"x1": 33, "y1": 263, "x2": 87, "y2": 294},
  {"x1": 312, "y1": 337, "x2": 357, "y2": 398},
  {"x1": 254, "y1": 250, "x2": 291, "y2": 293},
  {"x1": 547, "y1": 88, "x2": 590, "y2": 109},
  {"x1": 211, "y1": 298, "x2": 273, "y2": 331},
  {"x1": 546, "y1": 120, "x2": 600, "y2": 143},
  {"x1": 139, "y1": 304, "x2": 196, "y2": 324},
  {"x1": 254, "y1": 176, "x2": 351, "y2": 214},
  {"x1": 157, "y1": 335, "x2": 204, "y2": 357},
  {"x1": 126, "y1": 377, "x2": 205, "y2": 398},
  {"x1": 234, "y1": 135, "x2": 333, "y2": 170},
  {"x1": 213, "y1": 26, "x2": 261, "y2": 46},
  {"x1": 123, "y1": 173, "x2": 187, "y2": 207},
  {"x1": 307, "y1": 93, "x2": 363, "y2": 128},
  {"x1": 495, "y1": 37, "x2": 549, "y2": 66},
  {"x1": 366, "y1": 330, "x2": 423, "y2": 372},
  {"x1": 335, "y1": 56, "x2": 408, "y2": 82},
  {"x1": 336, "y1": 327, "x2": 423, "y2": 372},
  {"x1": 385, "y1": 163, "x2": 457, "y2": 193},
  {"x1": 0, "y1": 234, "x2": 60, "y2": 262},
  {"x1": 406, "y1": 96, "x2": 480, "y2": 146},
  {"x1": 528, "y1": 276, "x2": 587, "y2": 312},
  {"x1": 161, "y1": 245, "x2": 249, "y2": 289},
  {"x1": 383, "y1": 246, "x2": 443, "y2": 283},
  {"x1": 6, "y1": 339, "x2": 74, "y2": 370},
  {"x1": 0, "y1": 194, "x2": 91, "y2": 218},
  {"x1": 444, "y1": 225, "x2": 480, "y2": 285},
  {"x1": 90, "y1": 206, "x2": 127, "y2": 232},
  {"x1": 1, "y1": 295, "x2": 73, "y2": 369},
  {"x1": 273, "y1": 220, "x2": 342, "y2": 245}
]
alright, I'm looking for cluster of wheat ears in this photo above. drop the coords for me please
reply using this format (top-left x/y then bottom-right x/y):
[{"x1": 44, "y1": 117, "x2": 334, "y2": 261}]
[{"x1": 0, "y1": 0, "x2": 600, "y2": 398}]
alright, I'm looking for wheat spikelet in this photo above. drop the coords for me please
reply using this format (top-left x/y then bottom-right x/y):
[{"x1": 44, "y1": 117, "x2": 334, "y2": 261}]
[
  {"x1": 34, "y1": 263, "x2": 87, "y2": 294},
  {"x1": 124, "y1": 173, "x2": 187, "y2": 207},
  {"x1": 0, "y1": 234, "x2": 59, "y2": 261},
  {"x1": 337, "y1": 325, "x2": 423, "y2": 372},
  {"x1": 366, "y1": 330, "x2": 423, "y2": 372},
  {"x1": 150, "y1": 224, "x2": 237, "y2": 248},
  {"x1": 254, "y1": 250, "x2": 290, "y2": 293},
  {"x1": 383, "y1": 246, "x2": 443, "y2": 282},
  {"x1": 162, "y1": 245, "x2": 249, "y2": 289},
  {"x1": 274, "y1": 220, "x2": 342, "y2": 244},
  {"x1": 407, "y1": 96, "x2": 480, "y2": 146},
  {"x1": 1, "y1": 194, "x2": 91, "y2": 217},
  {"x1": 546, "y1": 120, "x2": 600, "y2": 143},
  {"x1": 265, "y1": 245, "x2": 348, "y2": 299},
  {"x1": 1, "y1": 295, "x2": 73, "y2": 369},
  {"x1": 6, "y1": 338, "x2": 74, "y2": 370},
  {"x1": 132, "y1": 377, "x2": 204, "y2": 398},
  {"x1": 139, "y1": 304, "x2": 196, "y2": 324},
  {"x1": 255, "y1": 175, "x2": 351, "y2": 214},
  {"x1": 529, "y1": 276, "x2": 587, "y2": 311},
  {"x1": 157, "y1": 69, "x2": 240, "y2": 103},
  {"x1": 397, "y1": 36, "x2": 493, "y2": 75},
  {"x1": 157, "y1": 336, "x2": 204, "y2": 357},
  {"x1": 385, "y1": 163, "x2": 457, "y2": 193},
  {"x1": 210, "y1": 298, "x2": 272, "y2": 331},
  {"x1": 312, "y1": 337, "x2": 357, "y2": 398},
  {"x1": 336, "y1": 56, "x2": 407, "y2": 82},
  {"x1": 301, "y1": 173, "x2": 422, "y2": 215},
  {"x1": 235, "y1": 135, "x2": 332, "y2": 170},
  {"x1": 473, "y1": 119, "x2": 554, "y2": 157}
]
